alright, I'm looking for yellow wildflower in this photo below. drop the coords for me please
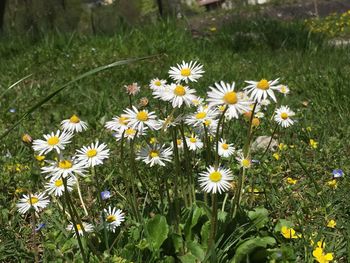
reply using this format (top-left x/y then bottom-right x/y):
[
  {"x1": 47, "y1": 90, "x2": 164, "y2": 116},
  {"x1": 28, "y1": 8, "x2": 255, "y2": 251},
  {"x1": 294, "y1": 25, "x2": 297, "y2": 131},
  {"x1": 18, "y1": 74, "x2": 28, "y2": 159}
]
[
  {"x1": 287, "y1": 177, "x2": 297, "y2": 185},
  {"x1": 309, "y1": 139, "x2": 318, "y2": 149},
  {"x1": 326, "y1": 179, "x2": 337, "y2": 189},
  {"x1": 273, "y1": 153, "x2": 280, "y2": 160},
  {"x1": 306, "y1": 126, "x2": 312, "y2": 132},
  {"x1": 313, "y1": 247, "x2": 333, "y2": 263},
  {"x1": 327, "y1": 219, "x2": 336, "y2": 228},
  {"x1": 281, "y1": 226, "x2": 302, "y2": 239},
  {"x1": 35, "y1": 155, "x2": 45, "y2": 162},
  {"x1": 149, "y1": 137, "x2": 157, "y2": 144}
]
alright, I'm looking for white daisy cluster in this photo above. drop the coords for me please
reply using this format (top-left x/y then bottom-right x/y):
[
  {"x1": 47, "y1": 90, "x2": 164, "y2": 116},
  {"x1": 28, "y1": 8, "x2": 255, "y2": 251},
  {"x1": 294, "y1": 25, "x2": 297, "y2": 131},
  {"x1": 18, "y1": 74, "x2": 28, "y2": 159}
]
[
  {"x1": 103, "y1": 60, "x2": 296, "y2": 196},
  {"x1": 17, "y1": 115, "x2": 125, "y2": 237}
]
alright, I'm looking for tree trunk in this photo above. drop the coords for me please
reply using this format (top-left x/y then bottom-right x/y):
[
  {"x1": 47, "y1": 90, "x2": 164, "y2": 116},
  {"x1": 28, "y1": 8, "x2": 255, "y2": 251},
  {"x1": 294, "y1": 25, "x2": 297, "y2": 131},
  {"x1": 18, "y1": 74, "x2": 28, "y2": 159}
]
[
  {"x1": 0, "y1": 0, "x2": 6, "y2": 32},
  {"x1": 156, "y1": 0, "x2": 163, "y2": 17}
]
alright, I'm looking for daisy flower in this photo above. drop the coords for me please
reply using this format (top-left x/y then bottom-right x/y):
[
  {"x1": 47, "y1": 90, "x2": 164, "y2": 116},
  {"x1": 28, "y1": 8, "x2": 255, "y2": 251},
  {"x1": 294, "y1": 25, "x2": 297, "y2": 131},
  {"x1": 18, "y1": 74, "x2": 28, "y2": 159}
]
[
  {"x1": 104, "y1": 206, "x2": 125, "y2": 232},
  {"x1": 185, "y1": 105, "x2": 218, "y2": 128},
  {"x1": 191, "y1": 96, "x2": 205, "y2": 106},
  {"x1": 149, "y1": 78, "x2": 167, "y2": 91},
  {"x1": 168, "y1": 61, "x2": 204, "y2": 83},
  {"x1": 172, "y1": 138, "x2": 184, "y2": 150},
  {"x1": 137, "y1": 144, "x2": 173, "y2": 167},
  {"x1": 277, "y1": 84, "x2": 290, "y2": 96},
  {"x1": 32, "y1": 130, "x2": 73, "y2": 155},
  {"x1": 218, "y1": 139, "x2": 235, "y2": 158},
  {"x1": 161, "y1": 83, "x2": 197, "y2": 108},
  {"x1": 244, "y1": 78, "x2": 279, "y2": 102},
  {"x1": 114, "y1": 127, "x2": 144, "y2": 141},
  {"x1": 236, "y1": 152, "x2": 251, "y2": 168},
  {"x1": 105, "y1": 115, "x2": 129, "y2": 132},
  {"x1": 207, "y1": 81, "x2": 251, "y2": 120},
  {"x1": 198, "y1": 166, "x2": 233, "y2": 194},
  {"x1": 45, "y1": 176, "x2": 75, "y2": 197},
  {"x1": 123, "y1": 106, "x2": 159, "y2": 132},
  {"x1": 186, "y1": 134, "x2": 204, "y2": 151},
  {"x1": 17, "y1": 192, "x2": 50, "y2": 214},
  {"x1": 66, "y1": 222, "x2": 94, "y2": 237},
  {"x1": 274, "y1": 106, "x2": 295, "y2": 128},
  {"x1": 41, "y1": 158, "x2": 87, "y2": 180},
  {"x1": 76, "y1": 141, "x2": 110, "y2": 167},
  {"x1": 61, "y1": 114, "x2": 88, "y2": 133}
]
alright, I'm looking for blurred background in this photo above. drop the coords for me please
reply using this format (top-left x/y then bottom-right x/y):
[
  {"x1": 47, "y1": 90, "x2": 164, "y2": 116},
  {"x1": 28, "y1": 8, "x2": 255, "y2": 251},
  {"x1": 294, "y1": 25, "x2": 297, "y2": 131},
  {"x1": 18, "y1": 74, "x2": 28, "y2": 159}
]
[{"x1": 1, "y1": 0, "x2": 350, "y2": 37}]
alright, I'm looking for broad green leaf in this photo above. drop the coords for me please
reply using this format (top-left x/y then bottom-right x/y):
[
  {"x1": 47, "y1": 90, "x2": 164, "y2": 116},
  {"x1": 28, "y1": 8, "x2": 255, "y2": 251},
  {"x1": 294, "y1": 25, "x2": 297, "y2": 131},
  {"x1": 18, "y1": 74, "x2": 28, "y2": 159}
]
[
  {"x1": 145, "y1": 215, "x2": 169, "y2": 250},
  {"x1": 179, "y1": 253, "x2": 197, "y2": 263},
  {"x1": 186, "y1": 240, "x2": 205, "y2": 261},
  {"x1": 171, "y1": 233, "x2": 183, "y2": 253},
  {"x1": 200, "y1": 221, "x2": 210, "y2": 249},
  {"x1": 231, "y1": 236, "x2": 276, "y2": 263},
  {"x1": 248, "y1": 207, "x2": 269, "y2": 229},
  {"x1": 184, "y1": 206, "x2": 203, "y2": 240}
]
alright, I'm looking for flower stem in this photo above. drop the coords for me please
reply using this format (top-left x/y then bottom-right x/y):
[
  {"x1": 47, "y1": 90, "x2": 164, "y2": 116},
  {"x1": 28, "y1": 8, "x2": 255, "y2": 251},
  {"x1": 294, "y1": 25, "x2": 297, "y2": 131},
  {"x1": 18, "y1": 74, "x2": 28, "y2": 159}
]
[
  {"x1": 75, "y1": 177, "x2": 89, "y2": 216},
  {"x1": 208, "y1": 193, "x2": 218, "y2": 250}
]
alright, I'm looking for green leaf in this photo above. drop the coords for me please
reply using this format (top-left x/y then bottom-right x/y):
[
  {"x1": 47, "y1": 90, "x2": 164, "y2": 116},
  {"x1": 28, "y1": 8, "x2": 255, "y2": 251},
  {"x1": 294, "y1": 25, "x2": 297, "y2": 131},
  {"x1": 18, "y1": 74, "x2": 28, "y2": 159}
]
[
  {"x1": 0, "y1": 55, "x2": 156, "y2": 140},
  {"x1": 186, "y1": 240, "x2": 205, "y2": 261},
  {"x1": 145, "y1": 215, "x2": 169, "y2": 250},
  {"x1": 248, "y1": 207, "x2": 269, "y2": 229},
  {"x1": 179, "y1": 253, "x2": 197, "y2": 263},
  {"x1": 274, "y1": 219, "x2": 294, "y2": 232},
  {"x1": 171, "y1": 233, "x2": 183, "y2": 253},
  {"x1": 200, "y1": 221, "x2": 210, "y2": 249},
  {"x1": 231, "y1": 236, "x2": 276, "y2": 263},
  {"x1": 184, "y1": 206, "x2": 203, "y2": 240}
]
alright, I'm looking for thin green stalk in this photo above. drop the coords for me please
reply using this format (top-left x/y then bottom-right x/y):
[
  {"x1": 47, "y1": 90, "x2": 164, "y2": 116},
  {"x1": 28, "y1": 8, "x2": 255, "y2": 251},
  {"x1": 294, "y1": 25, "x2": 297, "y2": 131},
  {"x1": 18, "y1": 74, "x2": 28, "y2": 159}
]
[
  {"x1": 215, "y1": 108, "x2": 228, "y2": 168},
  {"x1": 63, "y1": 179, "x2": 88, "y2": 263},
  {"x1": 208, "y1": 193, "x2": 218, "y2": 250},
  {"x1": 171, "y1": 128, "x2": 181, "y2": 234},
  {"x1": 29, "y1": 194, "x2": 39, "y2": 263},
  {"x1": 129, "y1": 139, "x2": 141, "y2": 222},
  {"x1": 259, "y1": 124, "x2": 279, "y2": 161},
  {"x1": 233, "y1": 103, "x2": 257, "y2": 217}
]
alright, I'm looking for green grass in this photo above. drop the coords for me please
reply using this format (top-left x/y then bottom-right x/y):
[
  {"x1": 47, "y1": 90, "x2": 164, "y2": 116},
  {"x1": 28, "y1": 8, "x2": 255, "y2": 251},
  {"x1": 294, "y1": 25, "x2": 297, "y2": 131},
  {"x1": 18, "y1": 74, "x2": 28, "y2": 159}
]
[{"x1": 1, "y1": 18, "x2": 350, "y2": 262}]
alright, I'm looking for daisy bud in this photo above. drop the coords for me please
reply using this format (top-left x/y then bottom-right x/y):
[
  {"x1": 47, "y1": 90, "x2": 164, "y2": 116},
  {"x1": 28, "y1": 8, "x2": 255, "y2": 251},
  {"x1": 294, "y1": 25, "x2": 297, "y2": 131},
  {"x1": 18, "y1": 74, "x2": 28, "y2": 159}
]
[
  {"x1": 22, "y1": 133, "x2": 33, "y2": 144},
  {"x1": 252, "y1": 117, "x2": 260, "y2": 127},
  {"x1": 139, "y1": 97, "x2": 149, "y2": 107}
]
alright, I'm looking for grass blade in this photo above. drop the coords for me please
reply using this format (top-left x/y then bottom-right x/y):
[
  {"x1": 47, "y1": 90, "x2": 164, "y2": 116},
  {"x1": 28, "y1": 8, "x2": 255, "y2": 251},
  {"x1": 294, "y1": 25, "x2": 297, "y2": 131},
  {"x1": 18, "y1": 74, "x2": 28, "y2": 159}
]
[
  {"x1": 0, "y1": 55, "x2": 156, "y2": 140},
  {"x1": 0, "y1": 74, "x2": 33, "y2": 98}
]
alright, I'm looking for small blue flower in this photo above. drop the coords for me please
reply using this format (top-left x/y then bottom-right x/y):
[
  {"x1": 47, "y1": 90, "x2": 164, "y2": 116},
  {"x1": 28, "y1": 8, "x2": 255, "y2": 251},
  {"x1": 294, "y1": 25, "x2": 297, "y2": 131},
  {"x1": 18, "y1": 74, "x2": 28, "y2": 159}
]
[
  {"x1": 35, "y1": 223, "x2": 46, "y2": 232},
  {"x1": 332, "y1": 169, "x2": 344, "y2": 178},
  {"x1": 101, "y1": 190, "x2": 111, "y2": 200}
]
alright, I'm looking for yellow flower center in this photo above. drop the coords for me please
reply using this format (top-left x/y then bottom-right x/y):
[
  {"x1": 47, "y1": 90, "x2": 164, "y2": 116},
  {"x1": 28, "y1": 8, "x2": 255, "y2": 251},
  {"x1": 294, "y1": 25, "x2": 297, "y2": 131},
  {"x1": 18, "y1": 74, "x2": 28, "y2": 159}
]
[
  {"x1": 136, "y1": 111, "x2": 149, "y2": 121},
  {"x1": 106, "y1": 215, "x2": 116, "y2": 223},
  {"x1": 35, "y1": 155, "x2": 45, "y2": 161},
  {"x1": 119, "y1": 116, "x2": 129, "y2": 125},
  {"x1": 86, "y1": 149, "x2": 97, "y2": 158},
  {"x1": 76, "y1": 224, "x2": 82, "y2": 231},
  {"x1": 222, "y1": 143, "x2": 229, "y2": 150},
  {"x1": 204, "y1": 119, "x2": 212, "y2": 126},
  {"x1": 280, "y1": 86, "x2": 287, "y2": 93},
  {"x1": 69, "y1": 114, "x2": 80, "y2": 123},
  {"x1": 242, "y1": 159, "x2": 250, "y2": 168},
  {"x1": 189, "y1": 137, "x2": 197, "y2": 143},
  {"x1": 195, "y1": 112, "x2": 207, "y2": 119},
  {"x1": 55, "y1": 179, "x2": 63, "y2": 187},
  {"x1": 209, "y1": 171, "x2": 222, "y2": 182},
  {"x1": 28, "y1": 197, "x2": 39, "y2": 205},
  {"x1": 180, "y1": 68, "x2": 191, "y2": 77},
  {"x1": 223, "y1": 91, "x2": 238, "y2": 104},
  {"x1": 47, "y1": 136, "x2": 59, "y2": 146},
  {"x1": 149, "y1": 150, "x2": 159, "y2": 158},
  {"x1": 154, "y1": 80, "x2": 161, "y2": 86},
  {"x1": 177, "y1": 139, "x2": 182, "y2": 145},
  {"x1": 252, "y1": 117, "x2": 260, "y2": 127},
  {"x1": 174, "y1": 85, "x2": 186, "y2": 96},
  {"x1": 257, "y1": 79, "x2": 270, "y2": 90},
  {"x1": 58, "y1": 160, "x2": 73, "y2": 169},
  {"x1": 281, "y1": 112, "x2": 288, "y2": 120},
  {"x1": 125, "y1": 128, "x2": 136, "y2": 136}
]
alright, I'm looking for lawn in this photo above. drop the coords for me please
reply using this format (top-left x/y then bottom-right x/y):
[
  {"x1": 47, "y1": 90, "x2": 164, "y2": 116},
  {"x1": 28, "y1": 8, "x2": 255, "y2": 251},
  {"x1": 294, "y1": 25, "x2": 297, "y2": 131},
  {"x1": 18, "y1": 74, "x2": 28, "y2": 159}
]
[{"x1": 1, "y1": 17, "x2": 350, "y2": 262}]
